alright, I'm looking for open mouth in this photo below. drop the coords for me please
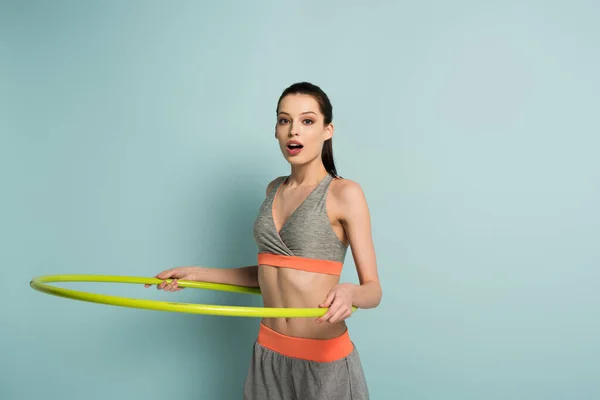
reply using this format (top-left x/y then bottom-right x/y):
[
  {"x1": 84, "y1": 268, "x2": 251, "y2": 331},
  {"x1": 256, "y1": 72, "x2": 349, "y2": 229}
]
[{"x1": 286, "y1": 141, "x2": 304, "y2": 155}]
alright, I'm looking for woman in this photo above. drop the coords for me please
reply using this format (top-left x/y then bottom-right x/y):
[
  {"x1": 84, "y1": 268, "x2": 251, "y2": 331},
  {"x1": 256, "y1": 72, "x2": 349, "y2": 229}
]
[{"x1": 146, "y1": 82, "x2": 382, "y2": 399}]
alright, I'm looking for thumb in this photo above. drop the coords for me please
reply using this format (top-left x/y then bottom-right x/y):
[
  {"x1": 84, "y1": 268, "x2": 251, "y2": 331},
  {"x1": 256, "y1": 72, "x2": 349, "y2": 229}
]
[
  {"x1": 319, "y1": 291, "x2": 335, "y2": 308},
  {"x1": 145, "y1": 269, "x2": 174, "y2": 288},
  {"x1": 155, "y1": 269, "x2": 175, "y2": 280}
]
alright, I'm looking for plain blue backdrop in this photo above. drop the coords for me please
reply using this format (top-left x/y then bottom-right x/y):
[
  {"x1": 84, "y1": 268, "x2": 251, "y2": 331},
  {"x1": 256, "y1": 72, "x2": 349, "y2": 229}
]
[{"x1": 2, "y1": 1, "x2": 599, "y2": 399}]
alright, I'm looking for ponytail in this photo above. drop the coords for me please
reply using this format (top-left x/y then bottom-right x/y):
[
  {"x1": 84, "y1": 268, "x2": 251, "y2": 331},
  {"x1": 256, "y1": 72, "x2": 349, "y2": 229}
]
[{"x1": 321, "y1": 138, "x2": 338, "y2": 178}]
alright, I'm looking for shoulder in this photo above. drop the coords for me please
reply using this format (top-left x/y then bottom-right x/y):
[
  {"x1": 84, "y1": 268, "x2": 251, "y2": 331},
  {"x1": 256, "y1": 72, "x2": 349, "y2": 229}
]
[
  {"x1": 265, "y1": 175, "x2": 287, "y2": 196},
  {"x1": 329, "y1": 177, "x2": 368, "y2": 210}
]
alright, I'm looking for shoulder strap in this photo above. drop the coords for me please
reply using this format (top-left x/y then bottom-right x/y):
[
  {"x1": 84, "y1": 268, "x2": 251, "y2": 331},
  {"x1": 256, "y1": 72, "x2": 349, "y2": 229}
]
[
  {"x1": 267, "y1": 175, "x2": 287, "y2": 198},
  {"x1": 314, "y1": 174, "x2": 334, "y2": 197}
]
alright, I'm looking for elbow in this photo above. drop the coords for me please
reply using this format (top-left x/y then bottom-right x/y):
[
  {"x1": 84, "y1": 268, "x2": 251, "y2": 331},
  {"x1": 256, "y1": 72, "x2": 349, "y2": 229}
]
[
  {"x1": 363, "y1": 280, "x2": 382, "y2": 309},
  {"x1": 374, "y1": 284, "x2": 383, "y2": 307}
]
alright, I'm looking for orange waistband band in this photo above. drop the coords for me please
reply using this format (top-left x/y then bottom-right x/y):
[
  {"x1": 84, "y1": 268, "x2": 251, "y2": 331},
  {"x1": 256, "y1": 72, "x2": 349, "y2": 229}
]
[
  {"x1": 257, "y1": 323, "x2": 354, "y2": 363},
  {"x1": 257, "y1": 253, "x2": 343, "y2": 276}
]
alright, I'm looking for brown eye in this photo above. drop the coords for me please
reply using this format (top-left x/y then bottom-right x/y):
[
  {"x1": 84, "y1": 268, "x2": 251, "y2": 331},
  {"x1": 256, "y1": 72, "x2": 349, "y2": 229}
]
[
  {"x1": 303, "y1": 119, "x2": 313, "y2": 125},
  {"x1": 278, "y1": 118, "x2": 289, "y2": 124}
]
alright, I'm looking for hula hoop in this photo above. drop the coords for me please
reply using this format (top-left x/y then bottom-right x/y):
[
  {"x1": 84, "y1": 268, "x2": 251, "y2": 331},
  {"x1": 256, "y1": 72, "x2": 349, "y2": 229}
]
[{"x1": 29, "y1": 274, "x2": 357, "y2": 318}]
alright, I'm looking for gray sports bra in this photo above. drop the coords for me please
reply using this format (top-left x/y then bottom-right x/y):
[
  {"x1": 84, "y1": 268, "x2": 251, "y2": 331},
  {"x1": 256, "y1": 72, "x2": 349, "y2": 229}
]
[{"x1": 252, "y1": 174, "x2": 348, "y2": 275}]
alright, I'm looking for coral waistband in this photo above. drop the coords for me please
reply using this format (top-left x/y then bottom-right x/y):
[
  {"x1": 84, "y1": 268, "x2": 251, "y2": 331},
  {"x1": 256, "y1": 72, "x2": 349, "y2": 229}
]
[
  {"x1": 257, "y1": 253, "x2": 343, "y2": 276},
  {"x1": 257, "y1": 323, "x2": 354, "y2": 363}
]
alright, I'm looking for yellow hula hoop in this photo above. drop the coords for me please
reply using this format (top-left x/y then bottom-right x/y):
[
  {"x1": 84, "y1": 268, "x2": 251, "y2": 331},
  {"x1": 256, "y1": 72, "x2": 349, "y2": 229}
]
[{"x1": 29, "y1": 274, "x2": 358, "y2": 318}]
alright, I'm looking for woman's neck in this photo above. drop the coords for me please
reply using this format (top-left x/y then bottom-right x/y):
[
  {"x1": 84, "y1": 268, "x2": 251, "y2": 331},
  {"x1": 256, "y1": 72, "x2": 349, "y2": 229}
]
[{"x1": 288, "y1": 160, "x2": 328, "y2": 187}]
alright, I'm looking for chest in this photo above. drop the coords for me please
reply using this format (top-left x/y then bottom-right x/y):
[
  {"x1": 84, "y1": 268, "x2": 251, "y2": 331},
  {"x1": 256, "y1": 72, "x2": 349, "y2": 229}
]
[{"x1": 273, "y1": 185, "x2": 318, "y2": 230}]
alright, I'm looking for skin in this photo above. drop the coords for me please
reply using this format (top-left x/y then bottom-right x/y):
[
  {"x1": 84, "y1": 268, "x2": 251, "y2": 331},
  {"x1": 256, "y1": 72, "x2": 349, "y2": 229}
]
[{"x1": 146, "y1": 93, "x2": 382, "y2": 340}]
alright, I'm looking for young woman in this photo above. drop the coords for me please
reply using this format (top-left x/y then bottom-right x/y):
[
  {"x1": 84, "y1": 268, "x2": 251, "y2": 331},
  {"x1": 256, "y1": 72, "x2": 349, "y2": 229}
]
[{"x1": 146, "y1": 82, "x2": 382, "y2": 399}]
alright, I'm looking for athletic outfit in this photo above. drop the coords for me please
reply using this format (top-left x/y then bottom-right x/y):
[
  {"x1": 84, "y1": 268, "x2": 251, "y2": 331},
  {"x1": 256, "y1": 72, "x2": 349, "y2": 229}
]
[{"x1": 244, "y1": 174, "x2": 370, "y2": 399}]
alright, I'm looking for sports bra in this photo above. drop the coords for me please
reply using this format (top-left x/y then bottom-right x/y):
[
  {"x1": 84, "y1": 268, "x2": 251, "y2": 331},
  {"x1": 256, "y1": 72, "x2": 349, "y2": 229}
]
[{"x1": 253, "y1": 174, "x2": 348, "y2": 276}]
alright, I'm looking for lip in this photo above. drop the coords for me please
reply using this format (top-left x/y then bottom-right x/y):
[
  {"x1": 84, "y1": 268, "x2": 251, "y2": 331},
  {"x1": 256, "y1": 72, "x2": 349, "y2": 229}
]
[{"x1": 286, "y1": 140, "x2": 304, "y2": 156}]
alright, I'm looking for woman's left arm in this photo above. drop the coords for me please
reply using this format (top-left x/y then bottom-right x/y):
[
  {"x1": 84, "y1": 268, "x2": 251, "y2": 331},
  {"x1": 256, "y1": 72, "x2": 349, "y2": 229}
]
[{"x1": 317, "y1": 180, "x2": 382, "y2": 323}]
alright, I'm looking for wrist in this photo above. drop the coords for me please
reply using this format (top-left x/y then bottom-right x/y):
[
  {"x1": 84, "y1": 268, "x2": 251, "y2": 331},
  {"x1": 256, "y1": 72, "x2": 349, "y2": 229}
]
[
  {"x1": 189, "y1": 266, "x2": 205, "y2": 281},
  {"x1": 348, "y1": 283, "x2": 361, "y2": 298}
]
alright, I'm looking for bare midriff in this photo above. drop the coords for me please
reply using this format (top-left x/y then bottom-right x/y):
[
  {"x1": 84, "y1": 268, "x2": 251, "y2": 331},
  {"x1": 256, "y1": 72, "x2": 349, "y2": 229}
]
[{"x1": 258, "y1": 264, "x2": 348, "y2": 340}]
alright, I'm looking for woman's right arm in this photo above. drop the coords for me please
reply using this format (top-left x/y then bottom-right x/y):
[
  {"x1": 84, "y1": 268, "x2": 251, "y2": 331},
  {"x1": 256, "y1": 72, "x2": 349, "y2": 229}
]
[
  {"x1": 194, "y1": 265, "x2": 259, "y2": 288},
  {"x1": 145, "y1": 265, "x2": 259, "y2": 291}
]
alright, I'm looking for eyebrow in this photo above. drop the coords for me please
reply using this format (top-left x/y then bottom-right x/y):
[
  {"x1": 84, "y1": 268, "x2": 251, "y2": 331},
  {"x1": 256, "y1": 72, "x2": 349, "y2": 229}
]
[{"x1": 277, "y1": 111, "x2": 317, "y2": 116}]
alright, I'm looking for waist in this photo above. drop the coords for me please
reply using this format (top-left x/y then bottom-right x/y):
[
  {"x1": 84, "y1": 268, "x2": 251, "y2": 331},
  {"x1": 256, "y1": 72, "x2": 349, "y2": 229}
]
[
  {"x1": 258, "y1": 266, "x2": 340, "y2": 310},
  {"x1": 257, "y1": 322, "x2": 354, "y2": 362}
]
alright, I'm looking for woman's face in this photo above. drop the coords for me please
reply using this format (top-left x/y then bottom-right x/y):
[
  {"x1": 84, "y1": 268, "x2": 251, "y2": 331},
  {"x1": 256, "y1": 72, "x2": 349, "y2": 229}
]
[{"x1": 275, "y1": 94, "x2": 333, "y2": 166}]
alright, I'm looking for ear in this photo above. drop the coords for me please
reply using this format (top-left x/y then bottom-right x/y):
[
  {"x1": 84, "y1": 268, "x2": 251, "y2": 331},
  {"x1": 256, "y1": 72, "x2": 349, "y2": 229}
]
[{"x1": 324, "y1": 123, "x2": 334, "y2": 141}]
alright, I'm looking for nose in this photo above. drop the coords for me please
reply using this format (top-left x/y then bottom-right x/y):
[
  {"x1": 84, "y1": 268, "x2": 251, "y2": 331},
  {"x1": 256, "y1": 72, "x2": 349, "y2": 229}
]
[{"x1": 289, "y1": 121, "x2": 300, "y2": 137}]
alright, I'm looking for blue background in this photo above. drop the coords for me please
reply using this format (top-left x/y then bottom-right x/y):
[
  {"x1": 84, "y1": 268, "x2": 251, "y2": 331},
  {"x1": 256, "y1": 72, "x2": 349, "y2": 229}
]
[{"x1": 2, "y1": 1, "x2": 599, "y2": 399}]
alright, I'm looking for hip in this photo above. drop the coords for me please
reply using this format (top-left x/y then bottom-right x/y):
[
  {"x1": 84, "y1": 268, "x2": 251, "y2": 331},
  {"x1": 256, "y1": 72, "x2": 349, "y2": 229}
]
[{"x1": 256, "y1": 321, "x2": 353, "y2": 363}]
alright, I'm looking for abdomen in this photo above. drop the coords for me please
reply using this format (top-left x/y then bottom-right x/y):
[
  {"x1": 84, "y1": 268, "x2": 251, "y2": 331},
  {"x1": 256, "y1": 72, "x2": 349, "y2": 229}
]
[{"x1": 257, "y1": 264, "x2": 348, "y2": 339}]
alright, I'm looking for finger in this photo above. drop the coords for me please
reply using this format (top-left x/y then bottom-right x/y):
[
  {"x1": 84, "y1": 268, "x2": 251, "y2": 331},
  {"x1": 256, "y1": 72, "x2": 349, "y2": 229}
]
[
  {"x1": 321, "y1": 298, "x2": 348, "y2": 323},
  {"x1": 316, "y1": 293, "x2": 336, "y2": 322},
  {"x1": 319, "y1": 291, "x2": 336, "y2": 308},
  {"x1": 158, "y1": 279, "x2": 173, "y2": 290},
  {"x1": 175, "y1": 281, "x2": 185, "y2": 291},
  {"x1": 327, "y1": 307, "x2": 350, "y2": 324},
  {"x1": 144, "y1": 280, "x2": 157, "y2": 288},
  {"x1": 146, "y1": 271, "x2": 168, "y2": 288},
  {"x1": 317, "y1": 303, "x2": 339, "y2": 323},
  {"x1": 164, "y1": 279, "x2": 177, "y2": 292},
  {"x1": 322, "y1": 304, "x2": 342, "y2": 323}
]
